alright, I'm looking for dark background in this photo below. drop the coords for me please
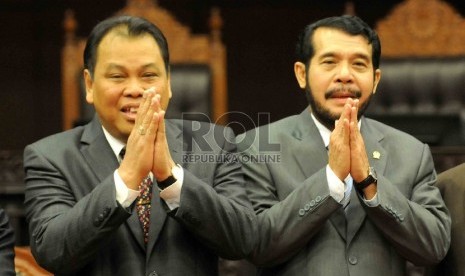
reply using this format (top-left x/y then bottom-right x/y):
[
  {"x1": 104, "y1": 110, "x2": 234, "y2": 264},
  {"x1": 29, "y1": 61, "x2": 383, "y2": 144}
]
[{"x1": 1, "y1": 0, "x2": 465, "y2": 150}]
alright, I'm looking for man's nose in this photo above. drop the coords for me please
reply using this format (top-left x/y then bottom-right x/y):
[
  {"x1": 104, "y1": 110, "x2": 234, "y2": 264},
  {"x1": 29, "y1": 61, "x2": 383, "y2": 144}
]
[
  {"x1": 336, "y1": 63, "x2": 353, "y2": 83},
  {"x1": 123, "y1": 79, "x2": 144, "y2": 97}
]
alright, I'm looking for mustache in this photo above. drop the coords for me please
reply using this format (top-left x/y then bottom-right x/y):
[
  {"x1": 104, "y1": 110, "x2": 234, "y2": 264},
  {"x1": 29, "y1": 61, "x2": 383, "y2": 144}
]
[{"x1": 324, "y1": 86, "x2": 362, "y2": 100}]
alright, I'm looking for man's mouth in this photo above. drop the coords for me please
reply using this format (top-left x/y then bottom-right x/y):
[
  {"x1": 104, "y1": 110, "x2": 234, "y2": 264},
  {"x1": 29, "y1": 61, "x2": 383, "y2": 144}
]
[
  {"x1": 330, "y1": 92, "x2": 356, "y2": 98},
  {"x1": 325, "y1": 88, "x2": 361, "y2": 100},
  {"x1": 122, "y1": 106, "x2": 139, "y2": 114}
]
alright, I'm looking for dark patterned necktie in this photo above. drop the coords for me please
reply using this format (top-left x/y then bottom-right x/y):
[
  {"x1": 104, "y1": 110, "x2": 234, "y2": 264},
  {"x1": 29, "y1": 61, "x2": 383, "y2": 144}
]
[
  {"x1": 119, "y1": 147, "x2": 152, "y2": 244},
  {"x1": 136, "y1": 176, "x2": 153, "y2": 244}
]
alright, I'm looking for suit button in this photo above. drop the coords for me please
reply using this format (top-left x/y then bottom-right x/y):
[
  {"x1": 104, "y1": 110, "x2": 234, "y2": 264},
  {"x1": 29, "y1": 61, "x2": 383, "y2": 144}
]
[
  {"x1": 304, "y1": 204, "x2": 310, "y2": 211},
  {"x1": 98, "y1": 214, "x2": 105, "y2": 222},
  {"x1": 348, "y1": 256, "x2": 358, "y2": 265},
  {"x1": 315, "y1": 196, "x2": 322, "y2": 202},
  {"x1": 103, "y1": 207, "x2": 111, "y2": 216},
  {"x1": 310, "y1": 200, "x2": 315, "y2": 207},
  {"x1": 93, "y1": 218, "x2": 101, "y2": 227},
  {"x1": 298, "y1": 209, "x2": 305, "y2": 216},
  {"x1": 148, "y1": 271, "x2": 159, "y2": 276}
]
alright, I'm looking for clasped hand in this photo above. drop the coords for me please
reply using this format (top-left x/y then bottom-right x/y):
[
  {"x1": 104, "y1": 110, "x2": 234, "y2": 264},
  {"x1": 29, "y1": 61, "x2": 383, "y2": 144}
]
[
  {"x1": 119, "y1": 88, "x2": 175, "y2": 190},
  {"x1": 328, "y1": 98, "x2": 369, "y2": 184}
]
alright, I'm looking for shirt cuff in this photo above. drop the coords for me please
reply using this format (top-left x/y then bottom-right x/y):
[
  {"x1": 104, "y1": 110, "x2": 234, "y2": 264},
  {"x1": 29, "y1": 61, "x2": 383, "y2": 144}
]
[
  {"x1": 326, "y1": 165, "x2": 350, "y2": 205},
  {"x1": 114, "y1": 170, "x2": 140, "y2": 208},
  {"x1": 362, "y1": 193, "x2": 379, "y2": 206},
  {"x1": 159, "y1": 164, "x2": 184, "y2": 210}
]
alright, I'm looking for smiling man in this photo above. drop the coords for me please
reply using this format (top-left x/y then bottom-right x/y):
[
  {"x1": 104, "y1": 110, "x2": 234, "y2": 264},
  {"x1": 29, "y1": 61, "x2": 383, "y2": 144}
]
[
  {"x1": 23, "y1": 16, "x2": 256, "y2": 276},
  {"x1": 237, "y1": 15, "x2": 450, "y2": 275}
]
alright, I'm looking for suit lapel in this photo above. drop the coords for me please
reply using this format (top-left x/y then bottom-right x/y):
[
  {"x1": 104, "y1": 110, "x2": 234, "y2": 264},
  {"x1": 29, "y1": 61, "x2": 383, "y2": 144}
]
[
  {"x1": 330, "y1": 209, "x2": 347, "y2": 241},
  {"x1": 346, "y1": 117, "x2": 387, "y2": 245},
  {"x1": 292, "y1": 110, "x2": 347, "y2": 240},
  {"x1": 346, "y1": 188, "x2": 363, "y2": 245},
  {"x1": 80, "y1": 117, "x2": 147, "y2": 250},
  {"x1": 146, "y1": 120, "x2": 183, "y2": 254},
  {"x1": 292, "y1": 109, "x2": 328, "y2": 180},
  {"x1": 127, "y1": 207, "x2": 145, "y2": 250},
  {"x1": 80, "y1": 117, "x2": 119, "y2": 183}
]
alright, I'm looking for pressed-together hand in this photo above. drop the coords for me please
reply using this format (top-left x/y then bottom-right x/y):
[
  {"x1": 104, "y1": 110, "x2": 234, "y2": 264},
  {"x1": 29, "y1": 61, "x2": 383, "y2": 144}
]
[
  {"x1": 150, "y1": 89, "x2": 175, "y2": 182},
  {"x1": 328, "y1": 100, "x2": 352, "y2": 181},
  {"x1": 118, "y1": 88, "x2": 174, "y2": 189},
  {"x1": 328, "y1": 98, "x2": 376, "y2": 197}
]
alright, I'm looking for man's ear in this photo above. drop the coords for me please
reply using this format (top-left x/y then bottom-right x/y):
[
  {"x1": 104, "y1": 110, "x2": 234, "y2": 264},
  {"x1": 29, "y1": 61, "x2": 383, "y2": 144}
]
[
  {"x1": 372, "y1": 68, "x2": 381, "y2": 94},
  {"x1": 167, "y1": 72, "x2": 172, "y2": 99},
  {"x1": 294, "y1": 62, "x2": 307, "y2": 89},
  {"x1": 83, "y1": 69, "x2": 94, "y2": 104}
]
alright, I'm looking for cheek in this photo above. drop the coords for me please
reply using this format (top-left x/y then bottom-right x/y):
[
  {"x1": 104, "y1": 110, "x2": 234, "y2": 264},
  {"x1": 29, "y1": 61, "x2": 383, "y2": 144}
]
[
  {"x1": 156, "y1": 83, "x2": 171, "y2": 109},
  {"x1": 93, "y1": 87, "x2": 121, "y2": 108},
  {"x1": 308, "y1": 76, "x2": 327, "y2": 99},
  {"x1": 360, "y1": 78, "x2": 376, "y2": 94}
]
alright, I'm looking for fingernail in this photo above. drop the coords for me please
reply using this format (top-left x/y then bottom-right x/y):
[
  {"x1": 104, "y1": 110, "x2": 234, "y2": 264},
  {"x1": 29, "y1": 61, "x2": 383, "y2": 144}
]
[{"x1": 145, "y1": 87, "x2": 156, "y2": 93}]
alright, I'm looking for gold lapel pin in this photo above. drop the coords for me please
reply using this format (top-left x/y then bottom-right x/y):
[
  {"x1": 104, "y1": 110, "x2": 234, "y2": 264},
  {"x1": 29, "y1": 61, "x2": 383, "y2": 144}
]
[{"x1": 373, "y1": 151, "x2": 381, "y2": 159}]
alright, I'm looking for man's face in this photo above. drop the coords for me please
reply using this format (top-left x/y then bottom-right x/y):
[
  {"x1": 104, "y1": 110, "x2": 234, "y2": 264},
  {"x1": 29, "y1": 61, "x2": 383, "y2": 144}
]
[
  {"x1": 84, "y1": 30, "x2": 171, "y2": 142},
  {"x1": 295, "y1": 27, "x2": 381, "y2": 129}
]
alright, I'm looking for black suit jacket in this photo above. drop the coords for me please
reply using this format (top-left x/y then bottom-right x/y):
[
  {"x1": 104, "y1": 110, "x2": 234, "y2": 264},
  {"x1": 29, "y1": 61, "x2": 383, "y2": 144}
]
[
  {"x1": 0, "y1": 208, "x2": 15, "y2": 275},
  {"x1": 24, "y1": 117, "x2": 256, "y2": 276}
]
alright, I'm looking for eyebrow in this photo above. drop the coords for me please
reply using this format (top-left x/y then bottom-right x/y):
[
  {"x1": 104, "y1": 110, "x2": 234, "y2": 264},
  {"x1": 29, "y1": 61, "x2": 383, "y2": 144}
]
[
  {"x1": 104, "y1": 63, "x2": 159, "y2": 72},
  {"x1": 319, "y1": 51, "x2": 370, "y2": 61}
]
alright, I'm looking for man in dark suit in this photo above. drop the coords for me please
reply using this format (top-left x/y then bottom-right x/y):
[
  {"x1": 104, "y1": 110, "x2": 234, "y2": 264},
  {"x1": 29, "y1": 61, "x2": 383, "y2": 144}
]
[
  {"x1": 0, "y1": 208, "x2": 15, "y2": 275},
  {"x1": 425, "y1": 163, "x2": 465, "y2": 276},
  {"x1": 23, "y1": 15, "x2": 256, "y2": 275},
  {"x1": 237, "y1": 15, "x2": 450, "y2": 275}
]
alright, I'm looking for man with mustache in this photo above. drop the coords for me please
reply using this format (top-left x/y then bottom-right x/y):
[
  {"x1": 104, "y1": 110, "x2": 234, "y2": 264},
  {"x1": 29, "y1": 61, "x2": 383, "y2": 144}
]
[{"x1": 237, "y1": 15, "x2": 450, "y2": 275}]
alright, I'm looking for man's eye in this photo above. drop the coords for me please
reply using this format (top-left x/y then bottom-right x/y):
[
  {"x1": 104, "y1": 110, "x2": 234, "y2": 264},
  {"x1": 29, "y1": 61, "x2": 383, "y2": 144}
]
[
  {"x1": 354, "y1": 62, "x2": 367, "y2": 67},
  {"x1": 322, "y1": 60, "x2": 335, "y2": 65},
  {"x1": 143, "y1": 73, "x2": 157, "y2": 78}
]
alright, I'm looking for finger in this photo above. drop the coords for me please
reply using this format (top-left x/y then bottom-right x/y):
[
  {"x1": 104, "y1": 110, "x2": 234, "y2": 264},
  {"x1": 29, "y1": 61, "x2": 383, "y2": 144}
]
[
  {"x1": 145, "y1": 94, "x2": 161, "y2": 136},
  {"x1": 135, "y1": 92, "x2": 154, "y2": 127},
  {"x1": 153, "y1": 93, "x2": 162, "y2": 113},
  {"x1": 345, "y1": 97, "x2": 354, "y2": 107},
  {"x1": 143, "y1": 86, "x2": 156, "y2": 98},
  {"x1": 156, "y1": 110, "x2": 166, "y2": 136},
  {"x1": 342, "y1": 118, "x2": 350, "y2": 144},
  {"x1": 350, "y1": 105, "x2": 357, "y2": 125},
  {"x1": 352, "y1": 98, "x2": 360, "y2": 120},
  {"x1": 146, "y1": 105, "x2": 160, "y2": 137}
]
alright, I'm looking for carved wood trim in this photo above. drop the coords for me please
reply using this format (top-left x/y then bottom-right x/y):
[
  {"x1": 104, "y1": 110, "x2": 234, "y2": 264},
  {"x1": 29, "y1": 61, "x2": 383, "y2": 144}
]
[{"x1": 376, "y1": 0, "x2": 465, "y2": 57}]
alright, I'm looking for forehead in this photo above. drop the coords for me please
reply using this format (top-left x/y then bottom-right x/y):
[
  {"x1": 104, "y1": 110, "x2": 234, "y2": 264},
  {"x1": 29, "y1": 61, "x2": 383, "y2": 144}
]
[
  {"x1": 312, "y1": 27, "x2": 372, "y2": 58},
  {"x1": 96, "y1": 28, "x2": 163, "y2": 64}
]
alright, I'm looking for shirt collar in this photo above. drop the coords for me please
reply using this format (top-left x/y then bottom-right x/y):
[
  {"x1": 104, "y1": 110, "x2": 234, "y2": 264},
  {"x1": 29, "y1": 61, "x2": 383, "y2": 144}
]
[{"x1": 102, "y1": 127, "x2": 126, "y2": 162}]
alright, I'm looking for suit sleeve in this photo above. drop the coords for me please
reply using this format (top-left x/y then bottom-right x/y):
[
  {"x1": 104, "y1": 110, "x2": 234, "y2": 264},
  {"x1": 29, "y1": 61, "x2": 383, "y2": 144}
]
[
  {"x1": 237, "y1": 135, "x2": 342, "y2": 266},
  {"x1": 170, "y1": 126, "x2": 258, "y2": 259},
  {"x1": 0, "y1": 208, "x2": 15, "y2": 276},
  {"x1": 362, "y1": 143, "x2": 451, "y2": 265},
  {"x1": 23, "y1": 144, "x2": 131, "y2": 274}
]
